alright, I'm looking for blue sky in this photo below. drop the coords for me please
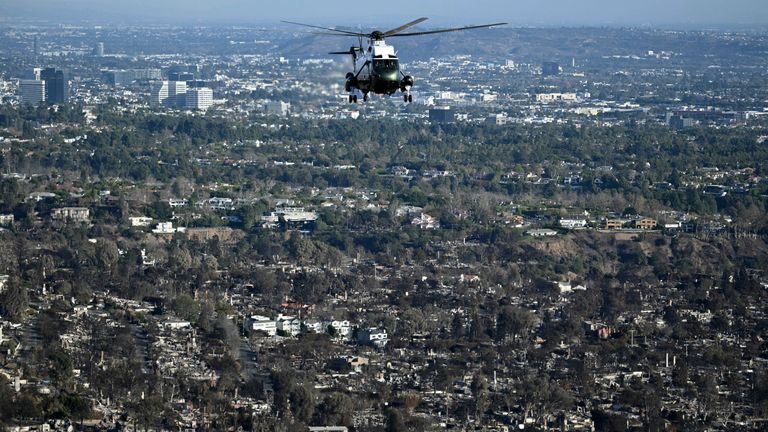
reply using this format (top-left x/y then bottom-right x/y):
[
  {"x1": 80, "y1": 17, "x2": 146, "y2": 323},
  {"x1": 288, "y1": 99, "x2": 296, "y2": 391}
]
[{"x1": 2, "y1": 0, "x2": 767, "y2": 27}]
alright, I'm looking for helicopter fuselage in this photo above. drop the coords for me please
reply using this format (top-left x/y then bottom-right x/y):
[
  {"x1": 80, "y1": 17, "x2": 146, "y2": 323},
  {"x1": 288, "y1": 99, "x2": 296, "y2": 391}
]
[{"x1": 346, "y1": 40, "x2": 413, "y2": 101}]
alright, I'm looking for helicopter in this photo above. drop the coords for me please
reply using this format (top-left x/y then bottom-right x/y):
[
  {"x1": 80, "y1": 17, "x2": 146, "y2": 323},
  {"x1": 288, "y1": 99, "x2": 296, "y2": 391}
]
[{"x1": 283, "y1": 18, "x2": 506, "y2": 103}]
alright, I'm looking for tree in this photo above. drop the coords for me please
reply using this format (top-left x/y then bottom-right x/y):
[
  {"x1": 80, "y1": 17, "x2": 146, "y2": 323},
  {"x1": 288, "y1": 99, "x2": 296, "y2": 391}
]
[
  {"x1": 95, "y1": 239, "x2": 120, "y2": 275},
  {"x1": 314, "y1": 393, "x2": 354, "y2": 427},
  {"x1": 61, "y1": 393, "x2": 92, "y2": 425},
  {"x1": 0, "y1": 279, "x2": 28, "y2": 322},
  {"x1": 172, "y1": 294, "x2": 200, "y2": 323},
  {"x1": 471, "y1": 372, "x2": 489, "y2": 422},
  {"x1": 290, "y1": 384, "x2": 316, "y2": 423},
  {"x1": 385, "y1": 408, "x2": 407, "y2": 432}
]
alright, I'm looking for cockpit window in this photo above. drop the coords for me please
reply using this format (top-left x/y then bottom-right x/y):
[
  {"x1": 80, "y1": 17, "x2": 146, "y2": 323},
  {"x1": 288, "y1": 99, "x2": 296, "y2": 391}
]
[{"x1": 373, "y1": 59, "x2": 399, "y2": 73}]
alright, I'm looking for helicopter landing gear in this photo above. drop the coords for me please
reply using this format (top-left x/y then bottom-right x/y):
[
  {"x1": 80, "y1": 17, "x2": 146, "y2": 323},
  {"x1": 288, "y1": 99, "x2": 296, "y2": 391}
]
[
  {"x1": 403, "y1": 92, "x2": 412, "y2": 103},
  {"x1": 349, "y1": 89, "x2": 365, "y2": 104}
]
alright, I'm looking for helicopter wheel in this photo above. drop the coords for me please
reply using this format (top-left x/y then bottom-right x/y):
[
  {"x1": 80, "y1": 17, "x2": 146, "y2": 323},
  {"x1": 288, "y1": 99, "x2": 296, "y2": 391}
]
[
  {"x1": 363, "y1": 93, "x2": 369, "y2": 102},
  {"x1": 408, "y1": 94, "x2": 413, "y2": 103},
  {"x1": 404, "y1": 94, "x2": 408, "y2": 103},
  {"x1": 352, "y1": 95, "x2": 358, "y2": 103},
  {"x1": 348, "y1": 95, "x2": 353, "y2": 103}
]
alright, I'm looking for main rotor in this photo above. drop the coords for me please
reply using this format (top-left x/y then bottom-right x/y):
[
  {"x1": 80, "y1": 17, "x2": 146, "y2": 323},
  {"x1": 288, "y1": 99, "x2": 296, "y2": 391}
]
[{"x1": 282, "y1": 17, "x2": 507, "y2": 43}]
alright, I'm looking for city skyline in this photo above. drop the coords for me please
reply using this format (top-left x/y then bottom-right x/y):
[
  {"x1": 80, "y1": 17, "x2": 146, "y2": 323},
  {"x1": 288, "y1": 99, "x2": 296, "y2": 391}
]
[{"x1": 1, "y1": 0, "x2": 768, "y2": 28}]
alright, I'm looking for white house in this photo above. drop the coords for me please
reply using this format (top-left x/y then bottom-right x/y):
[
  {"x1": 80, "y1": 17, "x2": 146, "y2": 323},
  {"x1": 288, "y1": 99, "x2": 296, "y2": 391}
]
[
  {"x1": 276, "y1": 314, "x2": 301, "y2": 336},
  {"x1": 153, "y1": 222, "x2": 185, "y2": 234},
  {"x1": 129, "y1": 216, "x2": 154, "y2": 227},
  {"x1": 168, "y1": 198, "x2": 188, "y2": 208},
  {"x1": 251, "y1": 315, "x2": 277, "y2": 336},
  {"x1": 559, "y1": 217, "x2": 588, "y2": 229},
  {"x1": 411, "y1": 213, "x2": 440, "y2": 230},
  {"x1": 326, "y1": 320, "x2": 353, "y2": 339},
  {"x1": 0, "y1": 214, "x2": 14, "y2": 226},
  {"x1": 358, "y1": 327, "x2": 388, "y2": 348}
]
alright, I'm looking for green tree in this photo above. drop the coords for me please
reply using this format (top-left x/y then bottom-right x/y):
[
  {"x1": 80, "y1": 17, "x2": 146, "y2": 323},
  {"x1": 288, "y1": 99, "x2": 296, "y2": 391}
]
[
  {"x1": 314, "y1": 393, "x2": 354, "y2": 427},
  {"x1": 0, "y1": 279, "x2": 28, "y2": 322},
  {"x1": 172, "y1": 294, "x2": 200, "y2": 322}
]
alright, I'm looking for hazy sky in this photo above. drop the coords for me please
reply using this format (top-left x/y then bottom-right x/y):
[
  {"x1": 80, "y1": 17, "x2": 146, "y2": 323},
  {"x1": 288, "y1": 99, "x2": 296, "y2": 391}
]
[{"x1": 2, "y1": 0, "x2": 767, "y2": 27}]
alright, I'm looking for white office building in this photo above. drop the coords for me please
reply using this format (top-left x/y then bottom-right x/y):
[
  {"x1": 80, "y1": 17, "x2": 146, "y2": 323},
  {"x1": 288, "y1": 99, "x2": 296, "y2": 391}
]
[
  {"x1": 167, "y1": 81, "x2": 186, "y2": 107},
  {"x1": 185, "y1": 87, "x2": 213, "y2": 110},
  {"x1": 266, "y1": 100, "x2": 291, "y2": 116},
  {"x1": 20, "y1": 80, "x2": 45, "y2": 106},
  {"x1": 151, "y1": 81, "x2": 169, "y2": 106},
  {"x1": 151, "y1": 80, "x2": 187, "y2": 107}
]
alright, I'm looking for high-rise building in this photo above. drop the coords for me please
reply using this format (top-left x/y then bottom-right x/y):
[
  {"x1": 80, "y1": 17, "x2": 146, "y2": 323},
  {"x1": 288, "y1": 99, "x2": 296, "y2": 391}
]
[
  {"x1": 542, "y1": 62, "x2": 561, "y2": 77},
  {"x1": 25, "y1": 68, "x2": 42, "y2": 80},
  {"x1": 167, "y1": 81, "x2": 187, "y2": 107},
  {"x1": 185, "y1": 88, "x2": 213, "y2": 110},
  {"x1": 151, "y1": 80, "x2": 187, "y2": 107},
  {"x1": 103, "y1": 69, "x2": 162, "y2": 86},
  {"x1": 93, "y1": 42, "x2": 105, "y2": 57},
  {"x1": 428, "y1": 106, "x2": 454, "y2": 123},
  {"x1": 19, "y1": 80, "x2": 46, "y2": 106},
  {"x1": 40, "y1": 68, "x2": 68, "y2": 103},
  {"x1": 266, "y1": 100, "x2": 291, "y2": 116},
  {"x1": 151, "y1": 81, "x2": 169, "y2": 106}
]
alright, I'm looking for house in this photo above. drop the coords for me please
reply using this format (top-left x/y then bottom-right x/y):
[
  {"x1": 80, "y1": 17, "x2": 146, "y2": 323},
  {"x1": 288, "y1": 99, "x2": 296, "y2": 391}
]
[
  {"x1": 129, "y1": 216, "x2": 154, "y2": 227},
  {"x1": 261, "y1": 207, "x2": 318, "y2": 229},
  {"x1": 199, "y1": 197, "x2": 234, "y2": 211},
  {"x1": 583, "y1": 321, "x2": 611, "y2": 339},
  {"x1": 276, "y1": 314, "x2": 301, "y2": 336},
  {"x1": 525, "y1": 229, "x2": 558, "y2": 237},
  {"x1": 303, "y1": 320, "x2": 324, "y2": 333},
  {"x1": 500, "y1": 212, "x2": 524, "y2": 227},
  {"x1": 27, "y1": 192, "x2": 57, "y2": 202},
  {"x1": 163, "y1": 320, "x2": 191, "y2": 330},
  {"x1": 0, "y1": 214, "x2": 14, "y2": 226},
  {"x1": 633, "y1": 218, "x2": 657, "y2": 230},
  {"x1": 358, "y1": 328, "x2": 389, "y2": 348},
  {"x1": 559, "y1": 216, "x2": 588, "y2": 229},
  {"x1": 52, "y1": 207, "x2": 90, "y2": 222},
  {"x1": 555, "y1": 280, "x2": 587, "y2": 294},
  {"x1": 602, "y1": 219, "x2": 626, "y2": 230},
  {"x1": 326, "y1": 320, "x2": 353, "y2": 339},
  {"x1": 411, "y1": 213, "x2": 440, "y2": 230},
  {"x1": 153, "y1": 222, "x2": 179, "y2": 234},
  {"x1": 168, "y1": 198, "x2": 188, "y2": 208},
  {"x1": 251, "y1": 315, "x2": 277, "y2": 336}
]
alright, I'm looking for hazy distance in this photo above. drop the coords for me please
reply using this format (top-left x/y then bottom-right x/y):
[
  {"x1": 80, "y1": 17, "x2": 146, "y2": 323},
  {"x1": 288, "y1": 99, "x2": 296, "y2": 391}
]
[{"x1": 1, "y1": 0, "x2": 767, "y2": 28}]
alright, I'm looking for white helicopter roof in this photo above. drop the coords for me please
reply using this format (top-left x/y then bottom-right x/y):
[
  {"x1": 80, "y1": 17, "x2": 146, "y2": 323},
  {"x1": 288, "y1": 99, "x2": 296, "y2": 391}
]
[{"x1": 371, "y1": 40, "x2": 397, "y2": 59}]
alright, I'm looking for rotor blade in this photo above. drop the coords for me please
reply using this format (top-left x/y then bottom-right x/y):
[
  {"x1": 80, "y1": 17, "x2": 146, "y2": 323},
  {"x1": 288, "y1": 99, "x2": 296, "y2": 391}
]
[
  {"x1": 383, "y1": 17, "x2": 429, "y2": 36},
  {"x1": 329, "y1": 51, "x2": 353, "y2": 55},
  {"x1": 389, "y1": 22, "x2": 507, "y2": 37},
  {"x1": 281, "y1": 20, "x2": 365, "y2": 36}
]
